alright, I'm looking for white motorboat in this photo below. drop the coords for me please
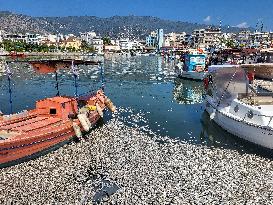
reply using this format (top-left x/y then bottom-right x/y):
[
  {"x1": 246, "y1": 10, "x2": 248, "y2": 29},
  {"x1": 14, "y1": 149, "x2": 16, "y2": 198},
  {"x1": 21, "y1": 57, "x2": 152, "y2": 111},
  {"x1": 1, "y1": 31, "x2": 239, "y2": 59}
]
[{"x1": 205, "y1": 64, "x2": 273, "y2": 149}]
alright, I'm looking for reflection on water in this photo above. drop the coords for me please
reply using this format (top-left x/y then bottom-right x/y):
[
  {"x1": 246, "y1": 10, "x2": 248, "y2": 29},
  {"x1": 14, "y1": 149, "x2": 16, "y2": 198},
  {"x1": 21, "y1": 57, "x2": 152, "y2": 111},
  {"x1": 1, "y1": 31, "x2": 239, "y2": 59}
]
[
  {"x1": 173, "y1": 78, "x2": 205, "y2": 104},
  {"x1": 0, "y1": 55, "x2": 272, "y2": 156}
]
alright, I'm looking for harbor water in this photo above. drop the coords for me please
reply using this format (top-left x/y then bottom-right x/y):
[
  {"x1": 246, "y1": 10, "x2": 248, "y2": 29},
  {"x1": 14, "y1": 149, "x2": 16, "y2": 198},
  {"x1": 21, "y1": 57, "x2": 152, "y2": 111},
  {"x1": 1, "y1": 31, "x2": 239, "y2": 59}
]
[{"x1": 0, "y1": 55, "x2": 271, "y2": 157}]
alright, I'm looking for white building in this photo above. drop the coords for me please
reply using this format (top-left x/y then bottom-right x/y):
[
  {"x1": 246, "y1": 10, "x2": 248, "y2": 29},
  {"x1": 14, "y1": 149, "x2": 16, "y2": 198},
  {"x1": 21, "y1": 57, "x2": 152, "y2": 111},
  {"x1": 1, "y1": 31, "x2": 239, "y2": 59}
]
[
  {"x1": 25, "y1": 33, "x2": 40, "y2": 44},
  {"x1": 118, "y1": 38, "x2": 130, "y2": 50},
  {"x1": 47, "y1": 34, "x2": 58, "y2": 43},
  {"x1": 91, "y1": 37, "x2": 104, "y2": 54},
  {"x1": 0, "y1": 30, "x2": 5, "y2": 43},
  {"x1": 192, "y1": 27, "x2": 222, "y2": 48},
  {"x1": 164, "y1": 32, "x2": 187, "y2": 47},
  {"x1": 80, "y1": 32, "x2": 97, "y2": 44},
  {"x1": 4, "y1": 33, "x2": 27, "y2": 42}
]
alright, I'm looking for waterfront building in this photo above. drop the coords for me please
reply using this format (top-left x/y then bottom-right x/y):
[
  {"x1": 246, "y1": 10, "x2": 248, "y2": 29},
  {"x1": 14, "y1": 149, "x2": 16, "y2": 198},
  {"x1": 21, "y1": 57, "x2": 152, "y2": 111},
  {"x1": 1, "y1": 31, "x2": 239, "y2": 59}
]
[
  {"x1": 80, "y1": 32, "x2": 97, "y2": 44},
  {"x1": 192, "y1": 29, "x2": 205, "y2": 48},
  {"x1": 3, "y1": 33, "x2": 27, "y2": 42},
  {"x1": 192, "y1": 27, "x2": 222, "y2": 49},
  {"x1": 80, "y1": 31, "x2": 103, "y2": 53},
  {"x1": 234, "y1": 31, "x2": 252, "y2": 48},
  {"x1": 118, "y1": 38, "x2": 131, "y2": 50},
  {"x1": 104, "y1": 44, "x2": 121, "y2": 52},
  {"x1": 47, "y1": 34, "x2": 58, "y2": 43},
  {"x1": 250, "y1": 31, "x2": 271, "y2": 48},
  {"x1": 157, "y1": 29, "x2": 164, "y2": 51},
  {"x1": 25, "y1": 33, "x2": 40, "y2": 44},
  {"x1": 90, "y1": 36, "x2": 104, "y2": 54},
  {"x1": 60, "y1": 36, "x2": 82, "y2": 50},
  {"x1": 146, "y1": 31, "x2": 157, "y2": 47},
  {"x1": 0, "y1": 30, "x2": 5, "y2": 43},
  {"x1": 164, "y1": 32, "x2": 187, "y2": 48}
]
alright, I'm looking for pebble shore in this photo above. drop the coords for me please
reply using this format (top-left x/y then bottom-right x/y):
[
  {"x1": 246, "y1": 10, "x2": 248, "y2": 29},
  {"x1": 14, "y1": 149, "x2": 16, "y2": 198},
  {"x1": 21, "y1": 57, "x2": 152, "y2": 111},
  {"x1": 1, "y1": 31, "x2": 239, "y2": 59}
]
[{"x1": 1, "y1": 108, "x2": 273, "y2": 204}]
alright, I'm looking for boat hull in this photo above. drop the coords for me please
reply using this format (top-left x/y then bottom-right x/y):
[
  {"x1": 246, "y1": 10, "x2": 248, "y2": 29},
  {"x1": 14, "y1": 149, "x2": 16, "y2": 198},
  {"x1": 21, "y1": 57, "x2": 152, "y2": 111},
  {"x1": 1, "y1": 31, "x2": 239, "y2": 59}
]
[
  {"x1": 179, "y1": 71, "x2": 207, "y2": 80},
  {"x1": 205, "y1": 99, "x2": 273, "y2": 149},
  {"x1": 0, "y1": 90, "x2": 109, "y2": 167},
  {"x1": 0, "y1": 114, "x2": 101, "y2": 167}
]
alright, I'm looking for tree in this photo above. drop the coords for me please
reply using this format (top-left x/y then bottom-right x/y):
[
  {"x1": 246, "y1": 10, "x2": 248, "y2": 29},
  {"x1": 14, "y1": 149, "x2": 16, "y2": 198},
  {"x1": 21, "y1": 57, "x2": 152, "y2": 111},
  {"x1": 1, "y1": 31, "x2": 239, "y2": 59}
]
[
  {"x1": 80, "y1": 40, "x2": 95, "y2": 52},
  {"x1": 102, "y1": 37, "x2": 111, "y2": 45}
]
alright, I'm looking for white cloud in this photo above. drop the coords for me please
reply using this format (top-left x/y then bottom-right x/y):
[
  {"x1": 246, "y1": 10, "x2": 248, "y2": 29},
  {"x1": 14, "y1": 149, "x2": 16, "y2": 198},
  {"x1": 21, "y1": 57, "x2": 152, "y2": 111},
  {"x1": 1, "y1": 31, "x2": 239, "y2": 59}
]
[
  {"x1": 203, "y1": 16, "x2": 211, "y2": 23},
  {"x1": 236, "y1": 22, "x2": 248, "y2": 28}
]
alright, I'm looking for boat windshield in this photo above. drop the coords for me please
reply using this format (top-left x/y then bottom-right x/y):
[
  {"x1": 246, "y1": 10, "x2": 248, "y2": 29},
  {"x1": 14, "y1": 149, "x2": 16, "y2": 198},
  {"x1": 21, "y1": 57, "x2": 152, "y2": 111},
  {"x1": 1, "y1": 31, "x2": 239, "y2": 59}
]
[{"x1": 208, "y1": 65, "x2": 248, "y2": 105}]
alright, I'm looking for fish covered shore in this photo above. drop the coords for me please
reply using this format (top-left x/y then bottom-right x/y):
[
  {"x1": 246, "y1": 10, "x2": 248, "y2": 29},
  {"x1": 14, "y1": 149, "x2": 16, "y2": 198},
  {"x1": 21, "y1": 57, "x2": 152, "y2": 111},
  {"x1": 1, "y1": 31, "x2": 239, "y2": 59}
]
[{"x1": 1, "y1": 108, "x2": 273, "y2": 204}]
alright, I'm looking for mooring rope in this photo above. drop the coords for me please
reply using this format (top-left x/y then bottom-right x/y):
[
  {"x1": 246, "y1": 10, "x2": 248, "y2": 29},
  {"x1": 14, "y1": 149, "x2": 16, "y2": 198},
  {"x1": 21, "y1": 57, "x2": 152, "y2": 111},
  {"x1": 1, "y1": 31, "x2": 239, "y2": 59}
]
[
  {"x1": 55, "y1": 71, "x2": 60, "y2": 96},
  {"x1": 6, "y1": 63, "x2": 13, "y2": 114},
  {"x1": 99, "y1": 62, "x2": 105, "y2": 91},
  {"x1": 71, "y1": 60, "x2": 79, "y2": 97}
]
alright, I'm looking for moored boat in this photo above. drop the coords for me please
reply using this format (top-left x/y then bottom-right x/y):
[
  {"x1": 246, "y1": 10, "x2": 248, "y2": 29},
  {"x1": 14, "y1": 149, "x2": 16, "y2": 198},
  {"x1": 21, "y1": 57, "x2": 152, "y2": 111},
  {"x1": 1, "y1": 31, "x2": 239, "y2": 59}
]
[
  {"x1": 0, "y1": 60, "x2": 116, "y2": 168},
  {"x1": 204, "y1": 64, "x2": 273, "y2": 149},
  {"x1": 175, "y1": 53, "x2": 207, "y2": 80}
]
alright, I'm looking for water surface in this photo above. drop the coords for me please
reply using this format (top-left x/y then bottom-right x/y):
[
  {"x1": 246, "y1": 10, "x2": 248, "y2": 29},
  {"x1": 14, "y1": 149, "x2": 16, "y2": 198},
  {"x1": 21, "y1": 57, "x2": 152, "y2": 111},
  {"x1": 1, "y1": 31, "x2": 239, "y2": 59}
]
[{"x1": 0, "y1": 55, "x2": 271, "y2": 157}]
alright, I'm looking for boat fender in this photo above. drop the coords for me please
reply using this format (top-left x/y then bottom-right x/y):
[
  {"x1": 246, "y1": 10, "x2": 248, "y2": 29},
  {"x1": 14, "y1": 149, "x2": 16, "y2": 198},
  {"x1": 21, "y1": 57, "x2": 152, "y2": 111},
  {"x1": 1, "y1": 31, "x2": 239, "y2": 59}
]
[
  {"x1": 84, "y1": 113, "x2": 92, "y2": 128},
  {"x1": 105, "y1": 97, "x2": 116, "y2": 112},
  {"x1": 72, "y1": 122, "x2": 82, "y2": 139},
  {"x1": 78, "y1": 113, "x2": 90, "y2": 132},
  {"x1": 210, "y1": 109, "x2": 216, "y2": 120},
  {"x1": 96, "y1": 103, "x2": 103, "y2": 118}
]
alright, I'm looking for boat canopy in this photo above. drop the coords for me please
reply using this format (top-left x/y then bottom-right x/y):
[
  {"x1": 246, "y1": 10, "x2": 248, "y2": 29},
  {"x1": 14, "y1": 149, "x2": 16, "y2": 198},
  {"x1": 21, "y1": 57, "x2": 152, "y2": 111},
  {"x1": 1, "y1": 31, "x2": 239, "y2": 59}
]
[{"x1": 208, "y1": 65, "x2": 248, "y2": 104}]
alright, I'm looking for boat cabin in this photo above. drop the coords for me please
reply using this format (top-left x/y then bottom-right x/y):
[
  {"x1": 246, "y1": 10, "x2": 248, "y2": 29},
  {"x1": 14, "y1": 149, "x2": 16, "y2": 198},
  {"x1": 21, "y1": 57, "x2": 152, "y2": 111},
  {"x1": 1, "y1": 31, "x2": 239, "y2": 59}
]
[
  {"x1": 184, "y1": 54, "x2": 206, "y2": 72},
  {"x1": 35, "y1": 96, "x2": 78, "y2": 120}
]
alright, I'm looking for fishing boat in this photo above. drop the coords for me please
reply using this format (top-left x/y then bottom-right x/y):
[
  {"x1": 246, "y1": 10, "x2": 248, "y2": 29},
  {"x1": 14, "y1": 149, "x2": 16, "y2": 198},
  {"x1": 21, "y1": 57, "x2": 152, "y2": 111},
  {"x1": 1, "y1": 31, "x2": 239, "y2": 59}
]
[
  {"x1": 175, "y1": 52, "x2": 207, "y2": 80},
  {"x1": 204, "y1": 64, "x2": 273, "y2": 149},
  {"x1": 0, "y1": 60, "x2": 116, "y2": 167}
]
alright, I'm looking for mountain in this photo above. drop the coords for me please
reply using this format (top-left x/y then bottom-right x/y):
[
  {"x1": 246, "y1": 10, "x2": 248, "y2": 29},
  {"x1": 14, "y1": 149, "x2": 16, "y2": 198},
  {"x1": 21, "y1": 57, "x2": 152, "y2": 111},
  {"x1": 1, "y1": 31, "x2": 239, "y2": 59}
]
[{"x1": 0, "y1": 11, "x2": 253, "y2": 39}]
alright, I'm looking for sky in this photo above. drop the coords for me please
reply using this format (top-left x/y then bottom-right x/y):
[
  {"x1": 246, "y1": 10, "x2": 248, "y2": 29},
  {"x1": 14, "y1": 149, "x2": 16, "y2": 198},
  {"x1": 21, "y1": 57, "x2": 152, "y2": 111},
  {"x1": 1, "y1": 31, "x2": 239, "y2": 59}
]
[{"x1": 1, "y1": 0, "x2": 273, "y2": 30}]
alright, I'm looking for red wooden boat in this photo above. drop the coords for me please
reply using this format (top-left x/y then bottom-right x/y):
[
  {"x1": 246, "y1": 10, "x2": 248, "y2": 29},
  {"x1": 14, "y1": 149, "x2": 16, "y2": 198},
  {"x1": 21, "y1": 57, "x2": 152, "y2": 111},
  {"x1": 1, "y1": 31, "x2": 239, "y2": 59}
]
[
  {"x1": 0, "y1": 90, "x2": 115, "y2": 167},
  {"x1": 0, "y1": 59, "x2": 115, "y2": 168}
]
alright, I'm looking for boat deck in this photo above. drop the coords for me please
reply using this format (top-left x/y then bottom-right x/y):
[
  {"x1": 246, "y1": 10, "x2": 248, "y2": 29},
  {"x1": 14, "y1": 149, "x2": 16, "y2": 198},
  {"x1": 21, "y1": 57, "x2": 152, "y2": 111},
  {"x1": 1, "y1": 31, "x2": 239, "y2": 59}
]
[
  {"x1": 0, "y1": 116, "x2": 63, "y2": 140},
  {"x1": 240, "y1": 96, "x2": 273, "y2": 105}
]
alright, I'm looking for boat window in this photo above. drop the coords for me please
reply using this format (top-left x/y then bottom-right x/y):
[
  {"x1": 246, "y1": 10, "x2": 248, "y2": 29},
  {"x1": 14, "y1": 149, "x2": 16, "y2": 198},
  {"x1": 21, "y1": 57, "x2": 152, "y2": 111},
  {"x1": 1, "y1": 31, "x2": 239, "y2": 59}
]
[
  {"x1": 50, "y1": 108, "x2": 57, "y2": 115},
  {"x1": 247, "y1": 110, "x2": 254, "y2": 119},
  {"x1": 234, "y1": 105, "x2": 239, "y2": 112},
  {"x1": 61, "y1": 103, "x2": 65, "y2": 108}
]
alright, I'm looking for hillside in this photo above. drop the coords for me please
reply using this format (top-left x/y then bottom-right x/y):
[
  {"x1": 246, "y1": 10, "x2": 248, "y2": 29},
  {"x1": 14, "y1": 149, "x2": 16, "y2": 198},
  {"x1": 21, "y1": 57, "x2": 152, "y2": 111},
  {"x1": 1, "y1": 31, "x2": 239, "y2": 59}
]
[{"x1": 0, "y1": 11, "x2": 252, "y2": 39}]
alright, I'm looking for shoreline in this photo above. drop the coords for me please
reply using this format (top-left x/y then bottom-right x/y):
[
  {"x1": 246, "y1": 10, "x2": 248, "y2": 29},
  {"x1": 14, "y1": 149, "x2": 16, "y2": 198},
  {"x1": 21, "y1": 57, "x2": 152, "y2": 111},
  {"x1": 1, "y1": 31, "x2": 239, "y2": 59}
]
[{"x1": 1, "y1": 108, "x2": 273, "y2": 204}]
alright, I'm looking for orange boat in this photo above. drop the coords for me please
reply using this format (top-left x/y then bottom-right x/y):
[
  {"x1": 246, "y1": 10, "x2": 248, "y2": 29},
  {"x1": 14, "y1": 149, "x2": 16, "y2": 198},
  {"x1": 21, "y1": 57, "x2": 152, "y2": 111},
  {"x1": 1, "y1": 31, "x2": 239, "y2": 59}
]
[
  {"x1": 0, "y1": 60, "x2": 115, "y2": 168},
  {"x1": 0, "y1": 90, "x2": 115, "y2": 168}
]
